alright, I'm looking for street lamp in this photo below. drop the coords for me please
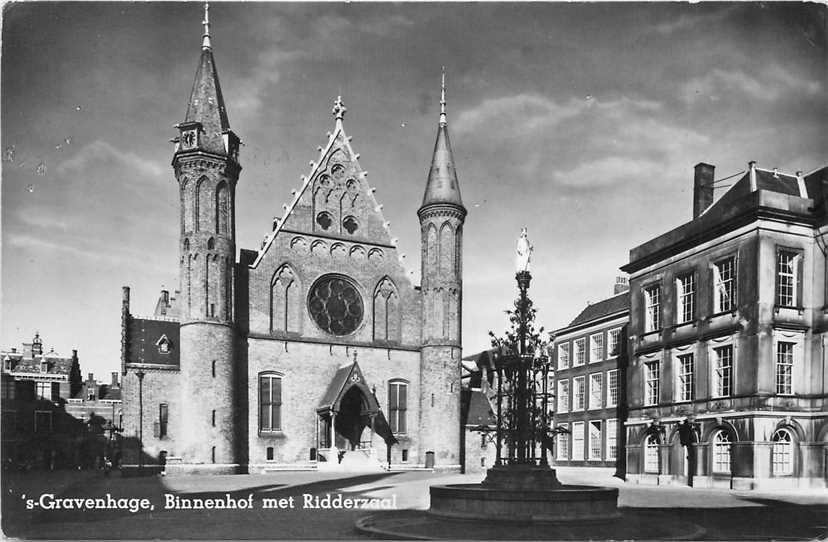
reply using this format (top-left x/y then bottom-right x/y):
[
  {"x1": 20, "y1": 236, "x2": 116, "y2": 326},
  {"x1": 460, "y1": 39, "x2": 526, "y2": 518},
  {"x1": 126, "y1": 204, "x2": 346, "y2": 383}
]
[{"x1": 136, "y1": 370, "x2": 145, "y2": 472}]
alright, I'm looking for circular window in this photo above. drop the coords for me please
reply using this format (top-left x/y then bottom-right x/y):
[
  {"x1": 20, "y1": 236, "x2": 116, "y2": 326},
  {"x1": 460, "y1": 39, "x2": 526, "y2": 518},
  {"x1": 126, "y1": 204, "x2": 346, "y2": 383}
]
[
  {"x1": 343, "y1": 216, "x2": 359, "y2": 234},
  {"x1": 308, "y1": 276, "x2": 364, "y2": 336},
  {"x1": 316, "y1": 211, "x2": 333, "y2": 230}
]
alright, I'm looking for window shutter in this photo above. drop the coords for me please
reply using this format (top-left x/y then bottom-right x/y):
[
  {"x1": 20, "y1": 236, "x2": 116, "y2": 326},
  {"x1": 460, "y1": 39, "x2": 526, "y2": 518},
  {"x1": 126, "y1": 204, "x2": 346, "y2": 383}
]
[
  {"x1": 774, "y1": 250, "x2": 781, "y2": 306},
  {"x1": 796, "y1": 253, "x2": 804, "y2": 307}
]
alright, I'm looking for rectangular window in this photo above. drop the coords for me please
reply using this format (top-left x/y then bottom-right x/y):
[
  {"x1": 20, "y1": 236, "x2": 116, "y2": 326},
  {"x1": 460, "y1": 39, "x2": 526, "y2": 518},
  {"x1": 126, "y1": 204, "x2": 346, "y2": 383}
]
[
  {"x1": 608, "y1": 328, "x2": 621, "y2": 358},
  {"x1": 557, "y1": 379, "x2": 569, "y2": 414},
  {"x1": 573, "y1": 376, "x2": 585, "y2": 411},
  {"x1": 1, "y1": 380, "x2": 15, "y2": 400},
  {"x1": 606, "y1": 419, "x2": 618, "y2": 461},
  {"x1": 589, "y1": 373, "x2": 603, "y2": 410},
  {"x1": 606, "y1": 369, "x2": 619, "y2": 407},
  {"x1": 388, "y1": 381, "x2": 408, "y2": 434},
  {"x1": 776, "y1": 342, "x2": 795, "y2": 395},
  {"x1": 589, "y1": 421, "x2": 602, "y2": 461},
  {"x1": 645, "y1": 361, "x2": 660, "y2": 406},
  {"x1": 776, "y1": 250, "x2": 801, "y2": 307},
  {"x1": 259, "y1": 374, "x2": 282, "y2": 432},
  {"x1": 574, "y1": 338, "x2": 586, "y2": 366},
  {"x1": 676, "y1": 353, "x2": 694, "y2": 402},
  {"x1": 557, "y1": 343, "x2": 570, "y2": 370},
  {"x1": 590, "y1": 333, "x2": 604, "y2": 363},
  {"x1": 556, "y1": 424, "x2": 570, "y2": 461},
  {"x1": 158, "y1": 403, "x2": 168, "y2": 438},
  {"x1": 36, "y1": 382, "x2": 51, "y2": 400},
  {"x1": 676, "y1": 273, "x2": 696, "y2": 324},
  {"x1": 644, "y1": 285, "x2": 661, "y2": 332},
  {"x1": 712, "y1": 345, "x2": 733, "y2": 398},
  {"x1": 713, "y1": 257, "x2": 737, "y2": 313},
  {"x1": 572, "y1": 421, "x2": 584, "y2": 461}
]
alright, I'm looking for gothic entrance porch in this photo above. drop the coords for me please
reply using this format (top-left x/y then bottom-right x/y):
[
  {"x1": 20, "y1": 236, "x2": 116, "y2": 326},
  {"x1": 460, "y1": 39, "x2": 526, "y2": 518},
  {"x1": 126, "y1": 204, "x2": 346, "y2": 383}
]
[{"x1": 316, "y1": 359, "x2": 396, "y2": 471}]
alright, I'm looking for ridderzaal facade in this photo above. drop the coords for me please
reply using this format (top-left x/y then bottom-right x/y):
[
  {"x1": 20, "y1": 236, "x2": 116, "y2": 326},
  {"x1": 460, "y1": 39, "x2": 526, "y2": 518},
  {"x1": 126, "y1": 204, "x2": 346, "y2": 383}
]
[{"x1": 119, "y1": 7, "x2": 466, "y2": 474}]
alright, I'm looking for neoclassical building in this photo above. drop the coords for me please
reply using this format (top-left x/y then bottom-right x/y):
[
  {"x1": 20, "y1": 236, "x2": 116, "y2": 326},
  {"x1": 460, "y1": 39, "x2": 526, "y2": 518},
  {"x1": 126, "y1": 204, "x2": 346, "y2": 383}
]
[
  {"x1": 622, "y1": 161, "x2": 828, "y2": 489},
  {"x1": 120, "y1": 7, "x2": 466, "y2": 473}
]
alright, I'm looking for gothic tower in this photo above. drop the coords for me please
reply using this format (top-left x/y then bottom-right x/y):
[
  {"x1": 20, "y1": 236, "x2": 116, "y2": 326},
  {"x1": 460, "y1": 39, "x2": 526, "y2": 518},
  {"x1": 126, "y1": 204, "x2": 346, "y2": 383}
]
[
  {"x1": 172, "y1": 4, "x2": 241, "y2": 468},
  {"x1": 418, "y1": 70, "x2": 466, "y2": 468}
]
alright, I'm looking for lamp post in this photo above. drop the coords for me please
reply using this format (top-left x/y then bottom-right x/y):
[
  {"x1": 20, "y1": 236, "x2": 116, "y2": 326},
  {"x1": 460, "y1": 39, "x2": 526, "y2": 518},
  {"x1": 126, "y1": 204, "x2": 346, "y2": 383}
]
[{"x1": 136, "y1": 370, "x2": 145, "y2": 472}]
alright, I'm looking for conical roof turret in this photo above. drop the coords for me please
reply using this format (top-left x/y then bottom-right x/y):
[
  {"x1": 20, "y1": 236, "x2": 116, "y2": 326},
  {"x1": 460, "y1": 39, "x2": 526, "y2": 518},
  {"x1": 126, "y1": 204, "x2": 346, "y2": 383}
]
[
  {"x1": 179, "y1": 3, "x2": 232, "y2": 157},
  {"x1": 420, "y1": 69, "x2": 464, "y2": 211}
]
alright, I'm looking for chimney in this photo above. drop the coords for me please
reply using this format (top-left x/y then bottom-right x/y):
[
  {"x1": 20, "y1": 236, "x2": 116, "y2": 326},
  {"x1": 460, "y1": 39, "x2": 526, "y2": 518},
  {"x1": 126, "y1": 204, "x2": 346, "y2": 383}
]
[
  {"x1": 614, "y1": 276, "x2": 629, "y2": 295},
  {"x1": 111, "y1": 372, "x2": 119, "y2": 387},
  {"x1": 693, "y1": 162, "x2": 715, "y2": 218},
  {"x1": 88, "y1": 372, "x2": 94, "y2": 382}
]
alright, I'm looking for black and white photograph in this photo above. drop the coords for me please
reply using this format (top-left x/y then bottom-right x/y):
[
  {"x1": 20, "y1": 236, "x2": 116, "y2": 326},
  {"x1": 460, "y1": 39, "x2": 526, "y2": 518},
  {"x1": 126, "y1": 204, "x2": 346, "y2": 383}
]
[{"x1": 1, "y1": 1, "x2": 827, "y2": 539}]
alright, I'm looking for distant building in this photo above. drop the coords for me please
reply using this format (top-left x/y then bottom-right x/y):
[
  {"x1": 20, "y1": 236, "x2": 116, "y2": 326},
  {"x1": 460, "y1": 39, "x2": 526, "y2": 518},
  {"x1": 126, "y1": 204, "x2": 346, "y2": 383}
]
[
  {"x1": 551, "y1": 279, "x2": 629, "y2": 475},
  {"x1": 460, "y1": 350, "x2": 498, "y2": 473},
  {"x1": 1, "y1": 332, "x2": 122, "y2": 469},
  {"x1": 621, "y1": 162, "x2": 828, "y2": 489}
]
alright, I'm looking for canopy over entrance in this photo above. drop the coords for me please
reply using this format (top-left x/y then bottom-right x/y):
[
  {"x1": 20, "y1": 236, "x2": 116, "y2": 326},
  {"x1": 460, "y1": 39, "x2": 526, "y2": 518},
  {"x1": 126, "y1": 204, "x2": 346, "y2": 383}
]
[{"x1": 317, "y1": 359, "x2": 397, "y2": 449}]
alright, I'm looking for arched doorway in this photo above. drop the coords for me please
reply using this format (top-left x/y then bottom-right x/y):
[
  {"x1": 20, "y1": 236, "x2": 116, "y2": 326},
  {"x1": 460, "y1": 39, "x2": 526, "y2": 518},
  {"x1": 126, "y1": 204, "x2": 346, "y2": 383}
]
[{"x1": 334, "y1": 385, "x2": 373, "y2": 450}]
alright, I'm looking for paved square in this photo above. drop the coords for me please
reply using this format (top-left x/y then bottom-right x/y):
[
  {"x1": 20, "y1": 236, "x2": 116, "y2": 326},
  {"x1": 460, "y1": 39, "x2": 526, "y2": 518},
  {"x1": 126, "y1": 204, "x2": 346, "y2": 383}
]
[{"x1": 3, "y1": 468, "x2": 827, "y2": 539}]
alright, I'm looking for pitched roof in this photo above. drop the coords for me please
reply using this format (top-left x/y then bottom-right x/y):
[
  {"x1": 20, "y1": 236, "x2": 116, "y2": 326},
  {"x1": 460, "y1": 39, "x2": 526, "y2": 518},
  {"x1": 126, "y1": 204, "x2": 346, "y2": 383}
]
[
  {"x1": 567, "y1": 292, "x2": 629, "y2": 328},
  {"x1": 461, "y1": 389, "x2": 495, "y2": 427},
  {"x1": 624, "y1": 164, "x2": 828, "y2": 273},
  {"x1": 125, "y1": 318, "x2": 180, "y2": 368},
  {"x1": 1, "y1": 352, "x2": 74, "y2": 377},
  {"x1": 317, "y1": 361, "x2": 379, "y2": 414}
]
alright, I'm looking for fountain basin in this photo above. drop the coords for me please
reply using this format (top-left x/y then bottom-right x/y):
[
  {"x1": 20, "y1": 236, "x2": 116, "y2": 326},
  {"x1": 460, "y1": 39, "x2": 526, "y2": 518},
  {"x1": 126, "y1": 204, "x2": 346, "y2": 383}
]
[{"x1": 429, "y1": 483, "x2": 620, "y2": 523}]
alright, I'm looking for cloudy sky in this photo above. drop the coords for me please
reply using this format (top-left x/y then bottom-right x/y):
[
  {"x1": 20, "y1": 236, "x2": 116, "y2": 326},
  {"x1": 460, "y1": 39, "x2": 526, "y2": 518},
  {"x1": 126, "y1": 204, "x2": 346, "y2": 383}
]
[{"x1": 2, "y1": 2, "x2": 826, "y2": 378}]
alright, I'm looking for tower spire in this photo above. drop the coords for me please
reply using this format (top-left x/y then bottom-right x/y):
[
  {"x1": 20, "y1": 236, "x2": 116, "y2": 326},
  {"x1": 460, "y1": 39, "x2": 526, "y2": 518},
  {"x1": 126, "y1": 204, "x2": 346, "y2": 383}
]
[
  {"x1": 440, "y1": 66, "x2": 447, "y2": 126},
  {"x1": 419, "y1": 68, "x2": 464, "y2": 211},
  {"x1": 202, "y1": 2, "x2": 211, "y2": 50}
]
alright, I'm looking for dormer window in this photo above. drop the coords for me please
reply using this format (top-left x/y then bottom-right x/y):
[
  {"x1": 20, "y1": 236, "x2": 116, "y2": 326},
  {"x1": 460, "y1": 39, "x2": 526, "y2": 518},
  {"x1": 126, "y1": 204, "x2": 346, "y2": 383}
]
[
  {"x1": 182, "y1": 129, "x2": 198, "y2": 150},
  {"x1": 40, "y1": 360, "x2": 48, "y2": 373},
  {"x1": 3, "y1": 356, "x2": 11, "y2": 372},
  {"x1": 156, "y1": 335, "x2": 172, "y2": 355}
]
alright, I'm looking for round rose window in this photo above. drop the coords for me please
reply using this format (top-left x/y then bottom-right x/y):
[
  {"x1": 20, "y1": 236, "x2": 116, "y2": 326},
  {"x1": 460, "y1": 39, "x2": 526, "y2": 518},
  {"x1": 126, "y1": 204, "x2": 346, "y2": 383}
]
[{"x1": 308, "y1": 276, "x2": 364, "y2": 335}]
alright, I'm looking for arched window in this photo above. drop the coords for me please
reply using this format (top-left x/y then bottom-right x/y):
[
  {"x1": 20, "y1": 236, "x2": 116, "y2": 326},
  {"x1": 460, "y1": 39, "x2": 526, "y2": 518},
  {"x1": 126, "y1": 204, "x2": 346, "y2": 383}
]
[
  {"x1": 196, "y1": 176, "x2": 210, "y2": 232},
  {"x1": 388, "y1": 380, "x2": 408, "y2": 435},
  {"x1": 259, "y1": 373, "x2": 283, "y2": 432},
  {"x1": 216, "y1": 182, "x2": 229, "y2": 235},
  {"x1": 373, "y1": 278, "x2": 400, "y2": 343},
  {"x1": 183, "y1": 238, "x2": 190, "y2": 251},
  {"x1": 207, "y1": 237, "x2": 215, "y2": 250},
  {"x1": 712, "y1": 430, "x2": 732, "y2": 474},
  {"x1": 772, "y1": 429, "x2": 794, "y2": 475},
  {"x1": 439, "y1": 221, "x2": 454, "y2": 275},
  {"x1": 426, "y1": 224, "x2": 438, "y2": 268},
  {"x1": 644, "y1": 434, "x2": 660, "y2": 473},
  {"x1": 270, "y1": 265, "x2": 300, "y2": 334}
]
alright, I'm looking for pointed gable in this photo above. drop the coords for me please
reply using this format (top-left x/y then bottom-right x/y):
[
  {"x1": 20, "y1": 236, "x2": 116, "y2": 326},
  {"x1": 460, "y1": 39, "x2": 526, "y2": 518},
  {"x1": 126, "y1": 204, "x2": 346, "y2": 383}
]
[{"x1": 254, "y1": 98, "x2": 396, "y2": 267}]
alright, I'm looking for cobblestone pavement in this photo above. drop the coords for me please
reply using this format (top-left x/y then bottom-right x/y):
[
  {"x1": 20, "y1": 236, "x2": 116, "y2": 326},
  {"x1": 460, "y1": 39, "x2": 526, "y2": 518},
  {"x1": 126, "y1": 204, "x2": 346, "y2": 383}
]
[{"x1": 1, "y1": 467, "x2": 826, "y2": 540}]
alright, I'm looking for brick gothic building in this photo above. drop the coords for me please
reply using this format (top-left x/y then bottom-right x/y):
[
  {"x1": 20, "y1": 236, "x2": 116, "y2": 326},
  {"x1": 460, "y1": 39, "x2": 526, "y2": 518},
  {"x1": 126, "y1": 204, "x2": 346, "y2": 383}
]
[
  {"x1": 621, "y1": 161, "x2": 828, "y2": 489},
  {"x1": 120, "y1": 8, "x2": 466, "y2": 473}
]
